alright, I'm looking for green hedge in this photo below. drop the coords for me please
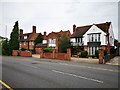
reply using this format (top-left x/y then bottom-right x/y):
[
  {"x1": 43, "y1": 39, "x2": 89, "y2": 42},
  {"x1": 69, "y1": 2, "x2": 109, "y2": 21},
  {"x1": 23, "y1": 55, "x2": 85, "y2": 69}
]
[
  {"x1": 43, "y1": 48, "x2": 53, "y2": 53},
  {"x1": 81, "y1": 51, "x2": 88, "y2": 58}
]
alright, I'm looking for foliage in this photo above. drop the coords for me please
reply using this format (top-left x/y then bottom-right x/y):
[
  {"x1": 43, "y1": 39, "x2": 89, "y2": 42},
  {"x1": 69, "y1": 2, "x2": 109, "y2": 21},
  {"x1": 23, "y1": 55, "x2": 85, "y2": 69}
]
[
  {"x1": 59, "y1": 33, "x2": 70, "y2": 53},
  {"x1": 114, "y1": 39, "x2": 118, "y2": 46},
  {"x1": 81, "y1": 51, "x2": 88, "y2": 58},
  {"x1": 2, "y1": 39, "x2": 11, "y2": 55},
  {"x1": 21, "y1": 48, "x2": 26, "y2": 51},
  {"x1": 34, "y1": 33, "x2": 44, "y2": 51},
  {"x1": 43, "y1": 48, "x2": 53, "y2": 53},
  {"x1": 9, "y1": 21, "x2": 20, "y2": 55},
  {"x1": 95, "y1": 50, "x2": 99, "y2": 58}
]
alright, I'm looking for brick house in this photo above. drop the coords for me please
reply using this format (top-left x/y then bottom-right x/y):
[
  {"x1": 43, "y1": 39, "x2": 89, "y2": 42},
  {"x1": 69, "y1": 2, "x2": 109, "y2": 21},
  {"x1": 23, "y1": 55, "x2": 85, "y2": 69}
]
[
  {"x1": 70, "y1": 22, "x2": 115, "y2": 56},
  {"x1": 20, "y1": 26, "x2": 39, "y2": 50},
  {"x1": 37, "y1": 30, "x2": 71, "y2": 51}
]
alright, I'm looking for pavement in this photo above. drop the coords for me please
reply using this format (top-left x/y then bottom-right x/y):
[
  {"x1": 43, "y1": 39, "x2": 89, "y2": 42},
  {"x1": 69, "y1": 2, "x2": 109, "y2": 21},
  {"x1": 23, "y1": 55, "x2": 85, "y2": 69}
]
[
  {"x1": 106, "y1": 56, "x2": 120, "y2": 66},
  {"x1": 32, "y1": 54, "x2": 119, "y2": 66},
  {"x1": 1, "y1": 56, "x2": 119, "y2": 88}
]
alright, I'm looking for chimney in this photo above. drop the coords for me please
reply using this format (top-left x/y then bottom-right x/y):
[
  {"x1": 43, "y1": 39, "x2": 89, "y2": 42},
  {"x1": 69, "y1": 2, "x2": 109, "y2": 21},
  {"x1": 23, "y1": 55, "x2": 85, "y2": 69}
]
[
  {"x1": 20, "y1": 29, "x2": 23, "y2": 35},
  {"x1": 32, "y1": 26, "x2": 36, "y2": 33},
  {"x1": 73, "y1": 24, "x2": 76, "y2": 32},
  {"x1": 44, "y1": 31, "x2": 46, "y2": 39}
]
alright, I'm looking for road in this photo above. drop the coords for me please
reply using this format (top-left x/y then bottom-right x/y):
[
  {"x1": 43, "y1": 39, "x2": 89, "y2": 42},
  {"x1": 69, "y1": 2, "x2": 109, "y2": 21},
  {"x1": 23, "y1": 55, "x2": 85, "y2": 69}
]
[{"x1": 0, "y1": 56, "x2": 119, "y2": 88}]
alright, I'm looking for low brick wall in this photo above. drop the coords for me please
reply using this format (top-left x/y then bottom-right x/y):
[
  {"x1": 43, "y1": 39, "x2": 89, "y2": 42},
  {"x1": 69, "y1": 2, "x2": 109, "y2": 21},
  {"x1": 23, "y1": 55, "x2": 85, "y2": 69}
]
[
  {"x1": 20, "y1": 51, "x2": 32, "y2": 57},
  {"x1": 43, "y1": 53, "x2": 53, "y2": 59},
  {"x1": 35, "y1": 48, "x2": 43, "y2": 54},
  {"x1": 40, "y1": 49, "x2": 71, "y2": 60},
  {"x1": 12, "y1": 50, "x2": 19, "y2": 56},
  {"x1": 56, "y1": 53, "x2": 67, "y2": 60}
]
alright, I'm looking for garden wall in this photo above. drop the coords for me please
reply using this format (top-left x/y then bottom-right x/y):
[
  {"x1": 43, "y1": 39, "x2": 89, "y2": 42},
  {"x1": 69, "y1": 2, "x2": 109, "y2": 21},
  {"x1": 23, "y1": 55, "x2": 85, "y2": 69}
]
[
  {"x1": 12, "y1": 50, "x2": 32, "y2": 57},
  {"x1": 20, "y1": 51, "x2": 32, "y2": 57},
  {"x1": 40, "y1": 48, "x2": 71, "y2": 60}
]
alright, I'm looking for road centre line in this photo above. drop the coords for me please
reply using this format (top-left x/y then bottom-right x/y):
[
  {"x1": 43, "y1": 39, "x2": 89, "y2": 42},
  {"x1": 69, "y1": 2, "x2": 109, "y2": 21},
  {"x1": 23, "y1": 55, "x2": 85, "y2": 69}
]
[
  {"x1": 0, "y1": 80, "x2": 13, "y2": 90},
  {"x1": 52, "y1": 70, "x2": 104, "y2": 84},
  {"x1": 58, "y1": 63, "x2": 119, "y2": 72}
]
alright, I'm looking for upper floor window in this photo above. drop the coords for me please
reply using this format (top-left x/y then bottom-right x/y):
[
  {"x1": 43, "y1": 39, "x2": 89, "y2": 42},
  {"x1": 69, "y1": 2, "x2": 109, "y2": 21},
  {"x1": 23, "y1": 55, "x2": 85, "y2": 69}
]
[
  {"x1": 75, "y1": 38, "x2": 82, "y2": 43},
  {"x1": 88, "y1": 33, "x2": 101, "y2": 42},
  {"x1": 24, "y1": 36, "x2": 27, "y2": 39},
  {"x1": 49, "y1": 38, "x2": 56, "y2": 44},
  {"x1": 43, "y1": 40, "x2": 47, "y2": 44},
  {"x1": 32, "y1": 42, "x2": 34, "y2": 45}
]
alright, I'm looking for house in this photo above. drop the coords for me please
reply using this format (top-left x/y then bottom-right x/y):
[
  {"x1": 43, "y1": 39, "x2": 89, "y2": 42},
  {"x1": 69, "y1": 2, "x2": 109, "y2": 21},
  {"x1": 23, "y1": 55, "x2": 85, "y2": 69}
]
[
  {"x1": 70, "y1": 22, "x2": 115, "y2": 56},
  {"x1": 20, "y1": 26, "x2": 39, "y2": 50},
  {"x1": 37, "y1": 30, "x2": 71, "y2": 51}
]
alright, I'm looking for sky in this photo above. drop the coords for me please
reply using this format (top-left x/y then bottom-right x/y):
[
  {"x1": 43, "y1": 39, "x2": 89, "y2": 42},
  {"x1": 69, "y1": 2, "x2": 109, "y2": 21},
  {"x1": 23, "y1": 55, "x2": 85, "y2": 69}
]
[{"x1": 0, "y1": 0, "x2": 119, "y2": 41}]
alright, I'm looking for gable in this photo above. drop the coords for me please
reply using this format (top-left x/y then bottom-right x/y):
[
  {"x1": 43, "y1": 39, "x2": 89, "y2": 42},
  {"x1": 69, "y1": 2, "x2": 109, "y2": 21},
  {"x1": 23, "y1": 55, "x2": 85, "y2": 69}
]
[{"x1": 83, "y1": 25, "x2": 106, "y2": 36}]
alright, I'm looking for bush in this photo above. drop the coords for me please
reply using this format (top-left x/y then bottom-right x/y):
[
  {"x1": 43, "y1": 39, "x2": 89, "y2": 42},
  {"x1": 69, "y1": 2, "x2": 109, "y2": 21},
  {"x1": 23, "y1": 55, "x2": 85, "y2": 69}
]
[
  {"x1": 43, "y1": 48, "x2": 53, "y2": 53},
  {"x1": 95, "y1": 50, "x2": 99, "y2": 58},
  {"x1": 21, "y1": 48, "x2": 26, "y2": 51},
  {"x1": 81, "y1": 51, "x2": 88, "y2": 58}
]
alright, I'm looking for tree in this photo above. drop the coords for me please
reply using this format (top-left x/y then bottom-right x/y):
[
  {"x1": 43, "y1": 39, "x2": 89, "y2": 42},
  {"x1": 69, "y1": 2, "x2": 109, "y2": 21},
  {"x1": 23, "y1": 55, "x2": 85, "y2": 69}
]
[
  {"x1": 59, "y1": 33, "x2": 70, "y2": 53},
  {"x1": 9, "y1": 21, "x2": 20, "y2": 55},
  {"x1": 2, "y1": 39, "x2": 10, "y2": 55},
  {"x1": 34, "y1": 33, "x2": 44, "y2": 51},
  {"x1": 114, "y1": 39, "x2": 118, "y2": 46}
]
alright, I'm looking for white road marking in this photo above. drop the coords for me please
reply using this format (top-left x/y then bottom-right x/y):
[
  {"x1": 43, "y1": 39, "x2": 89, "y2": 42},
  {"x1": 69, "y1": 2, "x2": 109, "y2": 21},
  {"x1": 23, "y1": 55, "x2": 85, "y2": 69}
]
[
  {"x1": 52, "y1": 70, "x2": 104, "y2": 83},
  {"x1": 58, "y1": 63, "x2": 119, "y2": 72}
]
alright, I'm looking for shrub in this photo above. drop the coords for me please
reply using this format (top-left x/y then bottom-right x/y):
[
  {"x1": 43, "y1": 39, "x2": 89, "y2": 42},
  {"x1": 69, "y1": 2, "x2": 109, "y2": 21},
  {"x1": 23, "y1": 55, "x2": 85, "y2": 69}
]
[
  {"x1": 81, "y1": 51, "x2": 88, "y2": 58},
  {"x1": 43, "y1": 48, "x2": 53, "y2": 53},
  {"x1": 95, "y1": 50, "x2": 99, "y2": 58},
  {"x1": 21, "y1": 48, "x2": 26, "y2": 51}
]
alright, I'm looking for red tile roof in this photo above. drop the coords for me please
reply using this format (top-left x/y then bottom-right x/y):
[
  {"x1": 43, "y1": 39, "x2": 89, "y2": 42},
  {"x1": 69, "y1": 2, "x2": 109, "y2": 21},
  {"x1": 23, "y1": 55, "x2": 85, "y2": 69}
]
[
  {"x1": 20, "y1": 33, "x2": 39, "y2": 41},
  {"x1": 71, "y1": 22, "x2": 111, "y2": 38}
]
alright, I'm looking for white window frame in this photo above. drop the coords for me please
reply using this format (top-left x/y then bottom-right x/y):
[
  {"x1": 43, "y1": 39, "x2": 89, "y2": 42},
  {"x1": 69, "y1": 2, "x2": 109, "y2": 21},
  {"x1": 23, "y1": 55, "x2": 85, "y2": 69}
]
[
  {"x1": 24, "y1": 36, "x2": 27, "y2": 39},
  {"x1": 32, "y1": 42, "x2": 34, "y2": 45},
  {"x1": 24, "y1": 42, "x2": 26, "y2": 46}
]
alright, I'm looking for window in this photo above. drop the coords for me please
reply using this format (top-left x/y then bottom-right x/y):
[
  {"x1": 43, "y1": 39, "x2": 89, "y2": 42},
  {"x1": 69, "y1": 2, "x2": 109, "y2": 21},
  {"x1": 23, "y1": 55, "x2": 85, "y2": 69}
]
[
  {"x1": 43, "y1": 40, "x2": 47, "y2": 44},
  {"x1": 24, "y1": 36, "x2": 27, "y2": 39},
  {"x1": 49, "y1": 38, "x2": 56, "y2": 44},
  {"x1": 20, "y1": 42, "x2": 21, "y2": 47},
  {"x1": 29, "y1": 41, "x2": 31, "y2": 45},
  {"x1": 95, "y1": 34, "x2": 97, "y2": 42},
  {"x1": 88, "y1": 34, "x2": 101, "y2": 42},
  {"x1": 98, "y1": 34, "x2": 100, "y2": 41},
  {"x1": 24, "y1": 42, "x2": 26, "y2": 46},
  {"x1": 32, "y1": 42, "x2": 34, "y2": 45}
]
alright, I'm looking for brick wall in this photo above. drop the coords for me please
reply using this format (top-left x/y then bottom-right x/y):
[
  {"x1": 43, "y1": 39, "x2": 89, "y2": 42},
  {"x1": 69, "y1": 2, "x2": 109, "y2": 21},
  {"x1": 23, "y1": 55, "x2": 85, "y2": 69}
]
[
  {"x1": 99, "y1": 49, "x2": 104, "y2": 64},
  {"x1": 12, "y1": 50, "x2": 19, "y2": 56},
  {"x1": 21, "y1": 42, "x2": 29, "y2": 49},
  {"x1": 40, "y1": 48, "x2": 71, "y2": 60},
  {"x1": 43, "y1": 53, "x2": 54, "y2": 59},
  {"x1": 20, "y1": 51, "x2": 32, "y2": 57}
]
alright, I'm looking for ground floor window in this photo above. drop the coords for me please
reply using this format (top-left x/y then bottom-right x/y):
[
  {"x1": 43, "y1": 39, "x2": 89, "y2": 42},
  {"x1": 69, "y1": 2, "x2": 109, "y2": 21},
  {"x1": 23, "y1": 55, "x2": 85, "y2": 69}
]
[{"x1": 88, "y1": 46, "x2": 100, "y2": 55}]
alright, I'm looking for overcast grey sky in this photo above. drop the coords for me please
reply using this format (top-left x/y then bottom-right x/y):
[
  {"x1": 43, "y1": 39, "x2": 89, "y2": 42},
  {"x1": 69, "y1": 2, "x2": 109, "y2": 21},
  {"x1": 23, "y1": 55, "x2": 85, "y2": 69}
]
[{"x1": 0, "y1": 0, "x2": 119, "y2": 40}]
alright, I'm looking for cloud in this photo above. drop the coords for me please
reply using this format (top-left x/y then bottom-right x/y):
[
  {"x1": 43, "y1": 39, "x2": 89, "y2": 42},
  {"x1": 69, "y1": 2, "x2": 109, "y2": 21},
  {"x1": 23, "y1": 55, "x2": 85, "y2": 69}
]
[{"x1": 0, "y1": 1, "x2": 118, "y2": 40}]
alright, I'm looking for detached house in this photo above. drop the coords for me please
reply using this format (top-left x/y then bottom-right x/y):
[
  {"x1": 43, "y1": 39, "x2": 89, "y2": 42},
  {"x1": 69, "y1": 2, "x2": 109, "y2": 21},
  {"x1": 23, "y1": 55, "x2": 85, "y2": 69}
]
[
  {"x1": 70, "y1": 22, "x2": 115, "y2": 56},
  {"x1": 36, "y1": 30, "x2": 71, "y2": 52},
  {"x1": 20, "y1": 26, "x2": 39, "y2": 50}
]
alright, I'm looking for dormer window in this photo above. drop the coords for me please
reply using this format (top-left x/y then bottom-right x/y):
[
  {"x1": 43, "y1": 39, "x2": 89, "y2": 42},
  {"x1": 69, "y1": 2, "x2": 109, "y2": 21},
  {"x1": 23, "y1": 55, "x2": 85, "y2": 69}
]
[{"x1": 24, "y1": 36, "x2": 27, "y2": 39}]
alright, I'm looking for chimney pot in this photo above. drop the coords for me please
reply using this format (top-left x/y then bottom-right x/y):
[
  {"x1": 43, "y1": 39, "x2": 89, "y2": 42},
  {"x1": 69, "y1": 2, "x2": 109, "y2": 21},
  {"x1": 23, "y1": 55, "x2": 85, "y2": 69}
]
[
  {"x1": 44, "y1": 31, "x2": 47, "y2": 39},
  {"x1": 32, "y1": 26, "x2": 36, "y2": 33},
  {"x1": 73, "y1": 24, "x2": 76, "y2": 32},
  {"x1": 20, "y1": 29, "x2": 23, "y2": 35}
]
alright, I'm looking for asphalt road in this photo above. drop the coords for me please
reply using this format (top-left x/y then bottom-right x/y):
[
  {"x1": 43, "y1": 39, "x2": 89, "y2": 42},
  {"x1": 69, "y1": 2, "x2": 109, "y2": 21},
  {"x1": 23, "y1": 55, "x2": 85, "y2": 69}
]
[{"x1": 1, "y1": 56, "x2": 119, "y2": 88}]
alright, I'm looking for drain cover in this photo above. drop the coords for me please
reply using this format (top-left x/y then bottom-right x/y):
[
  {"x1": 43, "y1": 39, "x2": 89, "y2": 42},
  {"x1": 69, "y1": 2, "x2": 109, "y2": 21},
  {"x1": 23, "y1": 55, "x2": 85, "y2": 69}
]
[{"x1": 31, "y1": 62, "x2": 37, "y2": 64}]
